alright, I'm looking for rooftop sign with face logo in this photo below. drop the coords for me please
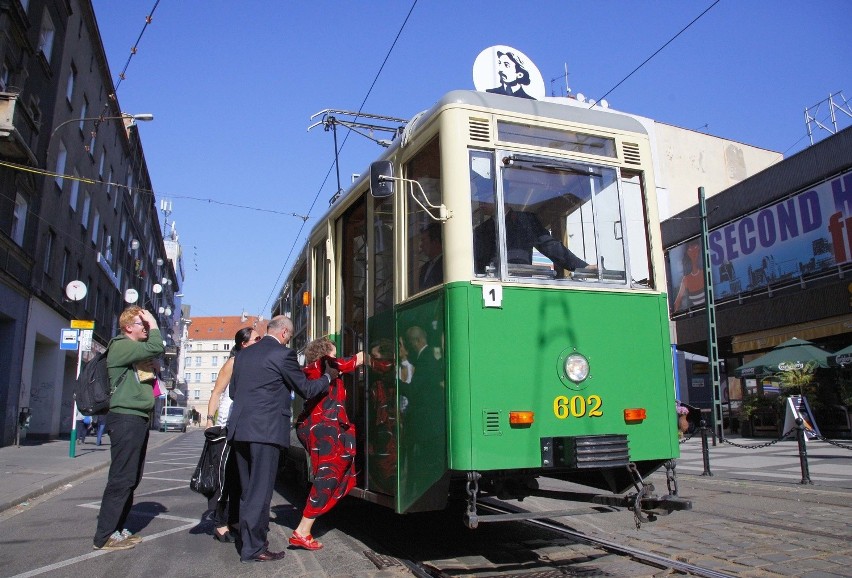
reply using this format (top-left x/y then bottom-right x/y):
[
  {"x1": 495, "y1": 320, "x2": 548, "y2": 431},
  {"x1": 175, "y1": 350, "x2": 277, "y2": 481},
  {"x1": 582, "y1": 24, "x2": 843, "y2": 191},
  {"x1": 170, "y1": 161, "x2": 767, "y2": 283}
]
[{"x1": 473, "y1": 45, "x2": 545, "y2": 100}]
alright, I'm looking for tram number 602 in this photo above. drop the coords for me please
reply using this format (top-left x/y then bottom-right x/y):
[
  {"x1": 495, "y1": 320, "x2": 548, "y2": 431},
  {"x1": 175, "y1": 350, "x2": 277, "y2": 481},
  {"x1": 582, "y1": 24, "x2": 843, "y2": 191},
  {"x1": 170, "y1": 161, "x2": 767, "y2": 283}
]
[{"x1": 553, "y1": 395, "x2": 603, "y2": 419}]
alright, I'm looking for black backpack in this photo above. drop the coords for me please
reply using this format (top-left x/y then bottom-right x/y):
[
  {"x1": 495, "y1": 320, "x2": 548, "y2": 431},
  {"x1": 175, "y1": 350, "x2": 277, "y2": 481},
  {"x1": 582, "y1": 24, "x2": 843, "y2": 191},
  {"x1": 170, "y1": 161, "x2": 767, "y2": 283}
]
[{"x1": 74, "y1": 345, "x2": 127, "y2": 416}]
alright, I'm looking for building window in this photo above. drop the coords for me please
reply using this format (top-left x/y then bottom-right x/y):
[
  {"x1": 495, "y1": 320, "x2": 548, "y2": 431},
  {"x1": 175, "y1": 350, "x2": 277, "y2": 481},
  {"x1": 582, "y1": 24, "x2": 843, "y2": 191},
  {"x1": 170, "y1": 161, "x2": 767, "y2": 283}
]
[
  {"x1": 184, "y1": 356, "x2": 190, "y2": 367},
  {"x1": 212, "y1": 357, "x2": 218, "y2": 367},
  {"x1": 98, "y1": 147, "x2": 106, "y2": 179},
  {"x1": 81, "y1": 192, "x2": 91, "y2": 229},
  {"x1": 212, "y1": 372, "x2": 218, "y2": 381},
  {"x1": 11, "y1": 192, "x2": 27, "y2": 246},
  {"x1": 69, "y1": 171, "x2": 80, "y2": 210},
  {"x1": 193, "y1": 389, "x2": 200, "y2": 400},
  {"x1": 91, "y1": 210, "x2": 99, "y2": 244},
  {"x1": 65, "y1": 63, "x2": 76, "y2": 103},
  {"x1": 213, "y1": 344, "x2": 218, "y2": 351},
  {"x1": 184, "y1": 372, "x2": 191, "y2": 383},
  {"x1": 61, "y1": 249, "x2": 70, "y2": 287},
  {"x1": 55, "y1": 142, "x2": 67, "y2": 190},
  {"x1": 78, "y1": 96, "x2": 87, "y2": 131},
  {"x1": 0, "y1": 62, "x2": 9, "y2": 92},
  {"x1": 194, "y1": 373, "x2": 201, "y2": 382},
  {"x1": 38, "y1": 11, "x2": 55, "y2": 63},
  {"x1": 186, "y1": 343, "x2": 192, "y2": 351},
  {"x1": 195, "y1": 356, "x2": 201, "y2": 367},
  {"x1": 43, "y1": 230, "x2": 54, "y2": 274}
]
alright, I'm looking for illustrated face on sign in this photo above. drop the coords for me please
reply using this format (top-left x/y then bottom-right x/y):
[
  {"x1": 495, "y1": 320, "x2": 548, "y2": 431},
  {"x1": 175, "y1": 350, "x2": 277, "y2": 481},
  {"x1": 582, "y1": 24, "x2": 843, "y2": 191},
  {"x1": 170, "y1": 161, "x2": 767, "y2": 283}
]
[{"x1": 496, "y1": 52, "x2": 523, "y2": 86}]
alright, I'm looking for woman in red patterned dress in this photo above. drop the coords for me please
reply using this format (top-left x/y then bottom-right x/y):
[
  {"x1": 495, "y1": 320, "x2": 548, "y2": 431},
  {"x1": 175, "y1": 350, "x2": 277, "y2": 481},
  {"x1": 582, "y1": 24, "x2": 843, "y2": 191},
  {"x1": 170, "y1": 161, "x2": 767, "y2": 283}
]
[{"x1": 291, "y1": 338, "x2": 364, "y2": 550}]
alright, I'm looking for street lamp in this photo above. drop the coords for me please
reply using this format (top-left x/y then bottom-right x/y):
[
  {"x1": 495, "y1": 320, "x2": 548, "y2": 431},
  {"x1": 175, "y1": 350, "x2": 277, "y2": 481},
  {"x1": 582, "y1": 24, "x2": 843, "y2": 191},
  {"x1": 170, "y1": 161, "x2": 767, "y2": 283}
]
[{"x1": 50, "y1": 112, "x2": 154, "y2": 139}]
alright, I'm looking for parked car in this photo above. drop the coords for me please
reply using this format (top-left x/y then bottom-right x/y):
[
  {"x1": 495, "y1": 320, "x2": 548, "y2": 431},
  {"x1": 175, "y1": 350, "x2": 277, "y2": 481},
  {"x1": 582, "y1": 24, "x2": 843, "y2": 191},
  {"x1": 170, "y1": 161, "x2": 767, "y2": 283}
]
[{"x1": 160, "y1": 406, "x2": 188, "y2": 432}]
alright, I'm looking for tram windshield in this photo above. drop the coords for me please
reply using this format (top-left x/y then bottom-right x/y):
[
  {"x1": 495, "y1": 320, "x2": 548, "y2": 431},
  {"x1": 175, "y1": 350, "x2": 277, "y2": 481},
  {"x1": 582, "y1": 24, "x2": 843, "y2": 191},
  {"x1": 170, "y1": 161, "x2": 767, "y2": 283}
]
[{"x1": 471, "y1": 150, "x2": 649, "y2": 286}]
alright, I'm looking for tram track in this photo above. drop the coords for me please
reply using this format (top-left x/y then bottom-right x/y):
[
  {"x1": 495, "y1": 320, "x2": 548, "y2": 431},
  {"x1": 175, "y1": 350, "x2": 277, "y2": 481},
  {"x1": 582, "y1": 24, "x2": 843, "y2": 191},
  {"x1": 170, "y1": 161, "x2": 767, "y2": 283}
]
[{"x1": 472, "y1": 500, "x2": 736, "y2": 578}]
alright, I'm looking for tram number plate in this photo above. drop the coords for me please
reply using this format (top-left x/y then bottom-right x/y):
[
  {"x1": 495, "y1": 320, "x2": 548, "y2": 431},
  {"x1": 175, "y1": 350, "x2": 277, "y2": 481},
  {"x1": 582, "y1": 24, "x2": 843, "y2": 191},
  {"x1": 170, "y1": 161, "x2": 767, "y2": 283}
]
[{"x1": 553, "y1": 395, "x2": 603, "y2": 419}]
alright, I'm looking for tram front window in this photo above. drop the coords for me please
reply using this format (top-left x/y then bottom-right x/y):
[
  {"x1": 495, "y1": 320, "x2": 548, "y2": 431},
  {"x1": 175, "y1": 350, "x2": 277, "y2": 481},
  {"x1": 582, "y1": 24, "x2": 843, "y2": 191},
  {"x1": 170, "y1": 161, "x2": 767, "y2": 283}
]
[{"x1": 471, "y1": 152, "x2": 628, "y2": 283}]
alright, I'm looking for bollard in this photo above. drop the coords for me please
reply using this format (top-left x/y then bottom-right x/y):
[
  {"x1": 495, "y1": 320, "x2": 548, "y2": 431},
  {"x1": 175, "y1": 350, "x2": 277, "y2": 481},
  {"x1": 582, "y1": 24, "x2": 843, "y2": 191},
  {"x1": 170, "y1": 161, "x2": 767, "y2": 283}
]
[
  {"x1": 700, "y1": 419, "x2": 713, "y2": 476},
  {"x1": 795, "y1": 417, "x2": 813, "y2": 485}
]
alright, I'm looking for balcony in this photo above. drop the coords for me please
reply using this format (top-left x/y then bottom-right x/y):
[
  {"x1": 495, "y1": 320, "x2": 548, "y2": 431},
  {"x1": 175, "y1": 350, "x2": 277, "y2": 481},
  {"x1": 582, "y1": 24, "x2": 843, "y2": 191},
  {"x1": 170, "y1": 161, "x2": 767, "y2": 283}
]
[{"x1": 0, "y1": 91, "x2": 37, "y2": 164}]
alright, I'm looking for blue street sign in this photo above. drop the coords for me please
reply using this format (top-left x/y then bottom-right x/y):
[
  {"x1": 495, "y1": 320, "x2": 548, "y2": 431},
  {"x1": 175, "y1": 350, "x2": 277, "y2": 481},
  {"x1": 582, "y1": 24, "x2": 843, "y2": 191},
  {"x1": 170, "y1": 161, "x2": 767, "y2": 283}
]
[{"x1": 60, "y1": 328, "x2": 79, "y2": 350}]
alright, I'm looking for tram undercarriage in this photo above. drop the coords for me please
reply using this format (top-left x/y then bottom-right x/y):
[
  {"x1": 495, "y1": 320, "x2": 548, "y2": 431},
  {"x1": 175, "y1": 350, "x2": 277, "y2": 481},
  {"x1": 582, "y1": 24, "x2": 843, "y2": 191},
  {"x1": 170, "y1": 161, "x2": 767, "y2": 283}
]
[{"x1": 451, "y1": 459, "x2": 692, "y2": 529}]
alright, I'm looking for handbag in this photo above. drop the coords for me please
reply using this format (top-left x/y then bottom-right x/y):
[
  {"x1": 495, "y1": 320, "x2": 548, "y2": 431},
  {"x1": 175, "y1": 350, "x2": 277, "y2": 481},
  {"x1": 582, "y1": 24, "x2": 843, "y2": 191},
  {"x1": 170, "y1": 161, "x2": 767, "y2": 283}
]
[{"x1": 189, "y1": 426, "x2": 227, "y2": 496}]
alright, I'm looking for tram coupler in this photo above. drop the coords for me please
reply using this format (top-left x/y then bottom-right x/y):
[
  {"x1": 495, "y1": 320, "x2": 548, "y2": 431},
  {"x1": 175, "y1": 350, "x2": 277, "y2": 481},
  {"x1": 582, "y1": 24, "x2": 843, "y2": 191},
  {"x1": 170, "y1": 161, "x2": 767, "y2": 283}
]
[{"x1": 592, "y1": 493, "x2": 692, "y2": 515}]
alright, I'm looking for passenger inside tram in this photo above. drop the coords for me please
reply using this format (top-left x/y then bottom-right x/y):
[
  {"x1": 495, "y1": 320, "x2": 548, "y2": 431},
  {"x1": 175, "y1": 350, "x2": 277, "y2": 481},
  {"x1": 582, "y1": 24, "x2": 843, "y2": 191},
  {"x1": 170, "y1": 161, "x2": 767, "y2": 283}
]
[{"x1": 471, "y1": 173, "x2": 597, "y2": 277}]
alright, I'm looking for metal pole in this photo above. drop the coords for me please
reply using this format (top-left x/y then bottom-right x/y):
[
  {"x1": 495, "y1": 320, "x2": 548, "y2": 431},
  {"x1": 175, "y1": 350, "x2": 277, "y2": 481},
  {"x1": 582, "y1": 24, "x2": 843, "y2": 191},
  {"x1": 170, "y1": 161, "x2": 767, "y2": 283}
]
[
  {"x1": 699, "y1": 187, "x2": 724, "y2": 442},
  {"x1": 795, "y1": 417, "x2": 813, "y2": 484},
  {"x1": 69, "y1": 335, "x2": 83, "y2": 458},
  {"x1": 700, "y1": 419, "x2": 713, "y2": 476}
]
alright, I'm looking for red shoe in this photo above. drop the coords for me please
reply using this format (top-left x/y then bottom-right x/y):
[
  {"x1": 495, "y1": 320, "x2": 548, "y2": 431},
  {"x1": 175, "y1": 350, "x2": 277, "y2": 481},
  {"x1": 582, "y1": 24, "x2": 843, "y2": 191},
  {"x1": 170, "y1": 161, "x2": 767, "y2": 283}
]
[{"x1": 289, "y1": 531, "x2": 323, "y2": 550}]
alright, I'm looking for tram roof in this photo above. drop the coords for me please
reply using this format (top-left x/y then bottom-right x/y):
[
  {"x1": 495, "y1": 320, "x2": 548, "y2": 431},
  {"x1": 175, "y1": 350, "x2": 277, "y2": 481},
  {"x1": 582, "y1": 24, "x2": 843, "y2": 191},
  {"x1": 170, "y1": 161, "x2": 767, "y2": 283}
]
[
  {"x1": 421, "y1": 90, "x2": 649, "y2": 136},
  {"x1": 308, "y1": 89, "x2": 650, "y2": 243}
]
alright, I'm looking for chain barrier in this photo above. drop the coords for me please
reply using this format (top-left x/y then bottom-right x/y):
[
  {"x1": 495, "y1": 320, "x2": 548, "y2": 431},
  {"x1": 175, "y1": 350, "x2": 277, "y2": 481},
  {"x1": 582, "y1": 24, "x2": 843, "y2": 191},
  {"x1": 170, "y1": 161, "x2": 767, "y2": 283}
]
[
  {"x1": 679, "y1": 417, "x2": 850, "y2": 485},
  {"x1": 809, "y1": 433, "x2": 852, "y2": 450},
  {"x1": 720, "y1": 427, "x2": 797, "y2": 449}
]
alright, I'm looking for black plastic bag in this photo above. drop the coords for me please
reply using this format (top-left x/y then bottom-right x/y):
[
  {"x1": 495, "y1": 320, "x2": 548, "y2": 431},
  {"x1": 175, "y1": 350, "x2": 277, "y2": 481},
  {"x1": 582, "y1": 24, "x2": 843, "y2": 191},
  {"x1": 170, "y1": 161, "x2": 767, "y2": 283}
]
[{"x1": 190, "y1": 426, "x2": 227, "y2": 496}]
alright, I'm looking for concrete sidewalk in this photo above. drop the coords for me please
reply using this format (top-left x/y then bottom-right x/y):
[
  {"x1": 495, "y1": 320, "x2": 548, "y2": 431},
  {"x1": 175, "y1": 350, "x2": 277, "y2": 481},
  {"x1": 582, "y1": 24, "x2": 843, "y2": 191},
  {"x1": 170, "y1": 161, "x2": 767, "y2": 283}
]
[
  {"x1": 676, "y1": 432, "x2": 852, "y2": 488},
  {"x1": 0, "y1": 428, "x2": 188, "y2": 514},
  {"x1": 2, "y1": 429, "x2": 850, "y2": 515}
]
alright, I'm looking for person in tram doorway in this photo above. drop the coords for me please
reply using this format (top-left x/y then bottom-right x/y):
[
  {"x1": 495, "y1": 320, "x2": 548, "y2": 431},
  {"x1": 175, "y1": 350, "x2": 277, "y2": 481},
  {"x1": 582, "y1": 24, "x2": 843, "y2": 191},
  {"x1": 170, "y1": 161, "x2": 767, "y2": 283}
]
[
  {"x1": 292, "y1": 337, "x2": 364, "y2": 550},
  {"x1": 92, "y1": 305, "x2": 164, "y2": 552},
  {"x1": 204, "y1": 326, "x2": 262, "y2": 544},
  {"x1": 418, "y1": 222, "x2": 443, "y2": 291},
  {"x1": 227, "y1": 315, "x2": 338, "y2": 563}
]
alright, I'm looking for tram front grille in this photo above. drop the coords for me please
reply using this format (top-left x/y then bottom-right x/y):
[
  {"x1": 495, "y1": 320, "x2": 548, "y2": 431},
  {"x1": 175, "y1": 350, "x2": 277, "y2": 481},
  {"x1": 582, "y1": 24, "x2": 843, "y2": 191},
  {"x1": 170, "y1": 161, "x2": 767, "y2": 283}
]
[{"x1": 541, "y1": 434, "x2": 629, "y2": 469}]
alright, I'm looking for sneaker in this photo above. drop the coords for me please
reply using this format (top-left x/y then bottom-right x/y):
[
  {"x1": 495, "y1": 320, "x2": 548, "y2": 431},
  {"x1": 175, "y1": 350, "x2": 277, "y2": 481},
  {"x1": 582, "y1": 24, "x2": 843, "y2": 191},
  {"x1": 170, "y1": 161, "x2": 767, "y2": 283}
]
[
  {"x1": 93, "y1": 531, "x2": 135, "y2": 551},
  {"x1": 121, "y1": 529, "x2": 142, "y2": 544}
]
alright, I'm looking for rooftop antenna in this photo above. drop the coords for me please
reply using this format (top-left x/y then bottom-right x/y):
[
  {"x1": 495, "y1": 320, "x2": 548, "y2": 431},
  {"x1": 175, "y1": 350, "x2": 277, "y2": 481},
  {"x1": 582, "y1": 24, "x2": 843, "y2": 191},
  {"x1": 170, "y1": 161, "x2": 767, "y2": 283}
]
[
  {"x1": 160, "y1": 198, "x2": 173, "y2": 236},
  {"x1": 549, "y1": 62, "x2": 571, "y2": 98},
  {"x1": 804, "y1": 91, "x2": 852, "y2": 146}
]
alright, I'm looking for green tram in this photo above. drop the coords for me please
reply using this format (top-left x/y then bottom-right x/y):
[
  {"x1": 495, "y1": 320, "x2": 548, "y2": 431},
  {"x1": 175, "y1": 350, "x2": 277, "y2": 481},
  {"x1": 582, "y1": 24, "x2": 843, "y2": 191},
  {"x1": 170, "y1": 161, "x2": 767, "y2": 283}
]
[{"x1": 277, "y1": 90, "x2": 688, "y2": 527}]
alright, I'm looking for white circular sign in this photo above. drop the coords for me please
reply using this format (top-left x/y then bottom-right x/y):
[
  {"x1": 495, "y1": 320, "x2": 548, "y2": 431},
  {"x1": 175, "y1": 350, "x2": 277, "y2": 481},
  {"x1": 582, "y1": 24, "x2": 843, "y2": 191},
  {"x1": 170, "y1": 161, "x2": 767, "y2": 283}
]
[
  {"x1": 473, "y1": 45, "x2": 545, "y2": 100},
  {"x1": 152, "y1": 283, "x2": 163, "y2": 294},
  {"x1": 65, "y1": 280, "x2": 88, "y2": 301},
  {"x1": 124, "y1": 288, "x2": 139, "y2": 304}
]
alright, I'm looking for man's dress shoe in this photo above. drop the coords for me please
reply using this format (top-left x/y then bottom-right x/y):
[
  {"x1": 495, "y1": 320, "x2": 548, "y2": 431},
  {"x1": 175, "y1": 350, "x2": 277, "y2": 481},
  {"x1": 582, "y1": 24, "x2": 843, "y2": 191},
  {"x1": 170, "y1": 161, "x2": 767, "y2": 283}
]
[{"x1": 241, "y1": 549, "x2": 286, "y2": 563}]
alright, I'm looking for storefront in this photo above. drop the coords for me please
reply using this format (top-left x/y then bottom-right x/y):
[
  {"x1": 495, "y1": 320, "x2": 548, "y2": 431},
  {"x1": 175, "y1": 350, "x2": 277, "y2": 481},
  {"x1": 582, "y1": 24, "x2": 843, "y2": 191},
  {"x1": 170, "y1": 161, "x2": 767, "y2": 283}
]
[{"x1": 662, "y1": 126, "x2": 852, "y2": 436}]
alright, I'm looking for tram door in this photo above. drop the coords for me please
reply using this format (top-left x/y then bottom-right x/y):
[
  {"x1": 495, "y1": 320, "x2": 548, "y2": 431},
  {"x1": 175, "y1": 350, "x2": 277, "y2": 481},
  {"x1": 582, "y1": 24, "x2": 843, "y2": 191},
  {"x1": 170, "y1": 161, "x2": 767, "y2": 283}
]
[{"x1": 338, "y1": 195, "x2": 368, "y2": 487}]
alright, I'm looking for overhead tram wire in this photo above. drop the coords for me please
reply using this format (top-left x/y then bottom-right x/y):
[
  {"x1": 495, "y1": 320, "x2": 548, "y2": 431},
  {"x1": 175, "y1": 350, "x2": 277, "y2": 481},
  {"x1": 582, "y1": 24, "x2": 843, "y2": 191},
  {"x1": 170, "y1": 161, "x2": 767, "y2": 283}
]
[
  {"x1": 87, "y1": 0, "x2": 162, "y2": 150},
  {"x1": 258, "y1": 0, "x2": 420, "y2": 316},
  {"x1": 0, "y1": 160, "x2": 308, "y2": 220},
  {"x1": 590, "y1": 0, "x2": 721, "y2": 108}
]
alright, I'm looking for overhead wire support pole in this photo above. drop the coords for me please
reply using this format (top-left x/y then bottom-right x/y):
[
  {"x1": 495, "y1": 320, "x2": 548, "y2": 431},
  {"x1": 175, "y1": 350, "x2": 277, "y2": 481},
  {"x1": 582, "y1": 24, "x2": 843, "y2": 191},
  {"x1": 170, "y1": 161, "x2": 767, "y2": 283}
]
[{"x1": 699, "y1": 187, "x2": 724, "y2": 443}]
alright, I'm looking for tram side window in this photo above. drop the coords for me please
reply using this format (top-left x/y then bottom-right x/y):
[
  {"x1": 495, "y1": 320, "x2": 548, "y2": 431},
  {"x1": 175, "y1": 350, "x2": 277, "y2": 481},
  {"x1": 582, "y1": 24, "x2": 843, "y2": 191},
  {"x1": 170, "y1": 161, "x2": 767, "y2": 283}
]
[
  {"x1": 372, "y1": 194, "x2": 394, "y2": 313},
  {"x1": 471, "y1": 151, "x2": 499, "y2": 277},
  {"x1": 312, "y1": 239, "x2": 329, "y2": 336},
  {"x1": 291, "y1": 261, "x2": 308, "y2": 352},
  {"x1": 406, "y1": 138, "x2": 443, "y2": 294}
]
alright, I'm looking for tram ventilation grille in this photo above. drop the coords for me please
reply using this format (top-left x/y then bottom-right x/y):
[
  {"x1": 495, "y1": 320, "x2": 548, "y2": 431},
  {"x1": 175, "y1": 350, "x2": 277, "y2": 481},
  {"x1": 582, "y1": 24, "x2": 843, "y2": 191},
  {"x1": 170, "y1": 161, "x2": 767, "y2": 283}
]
[
  {"x1": 482, "y1": 410, "x2": 502, "y2": 436},
  {"x1": 469, "y1": 117, "x2": 491, "y2": 142},
  {"x1": 622, "y1": 142, "x2": 641, "y2": 165},
  {"x1": 541, "y1": 434, "x2": 629, "y2": 469}
]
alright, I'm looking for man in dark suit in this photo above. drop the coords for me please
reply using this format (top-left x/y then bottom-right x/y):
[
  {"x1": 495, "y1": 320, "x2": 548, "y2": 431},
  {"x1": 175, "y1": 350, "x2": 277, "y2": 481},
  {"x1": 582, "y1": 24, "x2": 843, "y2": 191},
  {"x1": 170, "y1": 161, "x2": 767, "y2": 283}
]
[
  {"x1": 418, "y1": 222, "x2": 443, "y2": 291},
  {"x1": 227, "y1": 315, "x2": 337, "y2": 563}
]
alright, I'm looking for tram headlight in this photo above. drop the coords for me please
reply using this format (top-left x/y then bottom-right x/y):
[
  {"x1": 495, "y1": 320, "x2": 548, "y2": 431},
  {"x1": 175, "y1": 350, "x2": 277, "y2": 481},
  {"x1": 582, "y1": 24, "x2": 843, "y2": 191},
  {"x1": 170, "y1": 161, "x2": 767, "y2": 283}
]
[{"x1": 563, "y1": 353, "x2": 589, "y2": 383}]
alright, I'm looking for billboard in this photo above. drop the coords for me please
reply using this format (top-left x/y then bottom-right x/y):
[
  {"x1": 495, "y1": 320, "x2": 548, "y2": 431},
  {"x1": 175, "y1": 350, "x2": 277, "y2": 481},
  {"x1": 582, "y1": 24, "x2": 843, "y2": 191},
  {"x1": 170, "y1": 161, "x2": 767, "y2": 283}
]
[{"x1": 667, "y1": 169, "x2": 852, "y2": 314}]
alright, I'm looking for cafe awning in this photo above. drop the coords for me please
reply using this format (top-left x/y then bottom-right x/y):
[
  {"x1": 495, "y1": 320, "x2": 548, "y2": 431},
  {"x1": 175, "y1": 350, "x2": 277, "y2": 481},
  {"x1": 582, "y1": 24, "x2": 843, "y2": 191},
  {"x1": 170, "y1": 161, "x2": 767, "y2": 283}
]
[
  {"x1": 734, "y1": 337, "x2": 832, "y2": 378},
  {"x1": 828, "y1": 343, "x2": 852, "y2": 367}
]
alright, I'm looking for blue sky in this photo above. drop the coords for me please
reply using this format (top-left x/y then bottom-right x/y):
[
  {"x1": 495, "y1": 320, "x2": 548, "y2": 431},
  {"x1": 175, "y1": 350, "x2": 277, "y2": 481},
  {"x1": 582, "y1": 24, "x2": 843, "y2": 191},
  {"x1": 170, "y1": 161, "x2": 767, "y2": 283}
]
[{"x1": 90, "y1": 1, "x2": 852, "y2": 319}]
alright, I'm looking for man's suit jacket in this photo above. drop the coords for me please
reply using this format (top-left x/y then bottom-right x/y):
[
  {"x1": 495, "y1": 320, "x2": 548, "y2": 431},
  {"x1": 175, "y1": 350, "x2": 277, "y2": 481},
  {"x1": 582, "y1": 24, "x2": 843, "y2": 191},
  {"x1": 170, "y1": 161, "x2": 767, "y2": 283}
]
[{"x1": 227, "y1": 336, "x2": 329, "y2": 447}]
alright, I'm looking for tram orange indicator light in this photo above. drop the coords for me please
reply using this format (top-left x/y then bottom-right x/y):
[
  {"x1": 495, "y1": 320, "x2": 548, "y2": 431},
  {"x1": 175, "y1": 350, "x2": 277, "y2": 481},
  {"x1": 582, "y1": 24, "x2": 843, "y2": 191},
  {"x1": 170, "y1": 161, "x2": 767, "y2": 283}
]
[
  {"x1": 509, "y1": 411, "x2": 534, "y2": 425},
  {"x1": 302, "y1": 291, "x2": 310, "y2": 306},
  {"x1": 624, "y1": 408, "x2": 647, "y2": 423}
]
